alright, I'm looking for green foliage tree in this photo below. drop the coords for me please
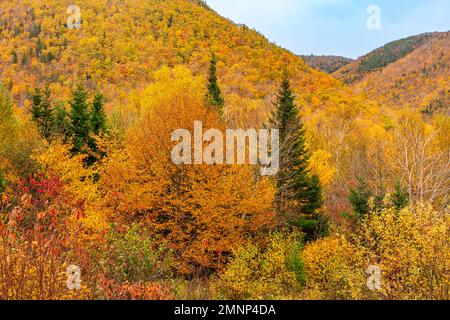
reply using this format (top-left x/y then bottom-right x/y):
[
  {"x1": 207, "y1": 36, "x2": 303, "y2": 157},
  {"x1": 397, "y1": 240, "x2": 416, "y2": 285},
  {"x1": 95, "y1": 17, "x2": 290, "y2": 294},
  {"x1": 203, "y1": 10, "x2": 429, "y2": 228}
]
[
  {"x1": 0, "y1": 84, "x2": 16, "y2": 157},
  {"x1": 11, "y1": 51, "x2": 18, "y2": 64},
  {"x1": 349, "y1": 177, "x2": 372, "y2": 217},
  {"x1": 90, "y1": 93, "x2": 106, "y2": 135},
  {"x1": 271, "y1": 74, "x2": 323, "y2": 231},
  {"x1": 205, "y1": 53, "x2": 225, "y2": 117},
  {"x1": 31, "y1": 87, "x2": 55, "y2": 140},
  {"x1": 54, "y1": 102, "x2": 70, "y2": 140},
  {"x1": 390, "y1": 182, "x2": 409, "y2": 211},
  {"x1": 69, "y1": 83, "x2": 91, "y2": 156}
]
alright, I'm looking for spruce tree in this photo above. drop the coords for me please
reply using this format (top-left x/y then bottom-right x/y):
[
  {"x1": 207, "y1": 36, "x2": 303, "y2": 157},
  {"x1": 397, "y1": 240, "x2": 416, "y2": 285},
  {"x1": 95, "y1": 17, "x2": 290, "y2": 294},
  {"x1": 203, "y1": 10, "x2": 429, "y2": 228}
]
[
  {"x1": 349, "y1": 177, "x2": 372, "y2": 217},
  {"x1": 69, "y1": 83, "x2": 91, "y2": 155},
  {"x1": 54, "y1": 103, "x2": 70, "y2": 140},
  {"x1": 86, "y1": 92, "x2": 107, "y2": 166},
  {"x1": 11, "y1": 51, "x2": 18, "y2": 64},
  {"x1": 0, "y1": 84, "x2": 15, "y2": 157},
  {"x1": 31, "y1": 87, "x2": 54, "y2": 140},
  {"x1": 39, "y1": 87, "x2": 54, "y2": 139},
  {"x1": 271, "y1": 74, "x2": 323, "y2": 230},
  {"x1": 206, "y1": 53, "x2": 225, "y2": 117},
  {"x1": 31, "y1": 88, "x2": 42, "y2": 122},
  {"x1": 390, "y1": 182, "x2": 408, "y2": 212},
  {"x1": 90, "y1": 93, "x2": 106, "y2": 134}
]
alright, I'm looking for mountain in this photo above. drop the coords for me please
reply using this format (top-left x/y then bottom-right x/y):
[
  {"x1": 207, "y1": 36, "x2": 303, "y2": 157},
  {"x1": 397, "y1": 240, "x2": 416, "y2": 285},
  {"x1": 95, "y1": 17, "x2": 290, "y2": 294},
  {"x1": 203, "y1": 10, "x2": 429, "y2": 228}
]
[
  {"x1": 0, "y1": 0, "x2": 362, "y2": 124},
  {"x1": 302, "y1": 55, "x2": 353, "y2": 74},
  {"x1": 334, "y1": 32, "x2": 450, "y2": 111},
  {"x1": 334, "y1": 32, "x2": 440, "y2": 83}
]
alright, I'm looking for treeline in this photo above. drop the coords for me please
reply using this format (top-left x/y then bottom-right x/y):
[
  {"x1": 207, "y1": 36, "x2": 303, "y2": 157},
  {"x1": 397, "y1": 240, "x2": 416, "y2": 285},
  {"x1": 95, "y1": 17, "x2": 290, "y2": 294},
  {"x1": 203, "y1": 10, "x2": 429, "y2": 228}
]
[
  {"x1": 31, "y1": 83, "x2": 106, "y2": 165},
  {"x1": 206, "y1": 55, "x2": 326, "y2": 239}
]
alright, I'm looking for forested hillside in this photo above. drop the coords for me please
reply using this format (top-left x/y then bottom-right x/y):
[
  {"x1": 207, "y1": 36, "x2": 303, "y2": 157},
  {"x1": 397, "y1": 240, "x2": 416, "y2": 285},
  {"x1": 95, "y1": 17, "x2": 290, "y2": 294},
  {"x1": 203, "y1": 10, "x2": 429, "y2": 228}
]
[
  {"x1": 302, "y1": 55, "x2": 353, "y2": 74},
  {"x1": 0, "y1": 0, "x2": 448, "y2": 300},
  {"x1": 334, "y1": 32, "x2": 449, "y2": 112}
]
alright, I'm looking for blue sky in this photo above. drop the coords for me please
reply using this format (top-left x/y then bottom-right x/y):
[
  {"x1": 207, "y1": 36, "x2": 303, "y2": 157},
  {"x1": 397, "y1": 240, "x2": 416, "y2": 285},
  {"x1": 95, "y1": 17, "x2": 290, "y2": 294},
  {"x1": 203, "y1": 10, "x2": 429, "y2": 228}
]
[{"x1": 207, "y1": 0, "x2": 450, "y2": 58}]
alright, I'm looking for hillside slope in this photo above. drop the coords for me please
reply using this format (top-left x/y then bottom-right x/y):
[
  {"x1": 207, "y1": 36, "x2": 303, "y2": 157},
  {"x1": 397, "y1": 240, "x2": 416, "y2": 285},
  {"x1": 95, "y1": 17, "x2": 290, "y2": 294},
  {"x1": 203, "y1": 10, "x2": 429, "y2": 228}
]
[
  {"x1": 302, "y1": 55, "x2": 353, "y2": 74},
  {"x1": 0, "y1": 0, "x2": 367, "y2": 125},
  {"x1": 333, "y1": 32, "x2": 449, "y2": 111}
]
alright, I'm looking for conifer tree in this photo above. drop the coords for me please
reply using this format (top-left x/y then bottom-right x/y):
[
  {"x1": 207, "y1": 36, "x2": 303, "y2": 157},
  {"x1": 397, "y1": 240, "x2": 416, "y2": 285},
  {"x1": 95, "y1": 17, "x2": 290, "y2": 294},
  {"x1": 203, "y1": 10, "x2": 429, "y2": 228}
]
[
  {"x1": 31, "y1": 88, "x2": 42, "y2": 121},
  {"x1": 69, "y1": 83, "x2": 91, "y2": 155},
  {"x1": 31, "y1": 87, "x2": 54, "y2": 140},
  {"x1": 349, "y1": 176, "x2": 372, "y2": 217},
  {"x1": 90, "y1": 93, "x2": 106, "y2": 134},
  {"x1": 11, "y1": 51, "x2": 18, "y2": 64},
  {"x1": 39, "y1": 87, "x2": 54, "y2": 139},
  {"x1": 271, "y1": 73, "x2": 323, "y2": 230},
  {"x1": 390, "y1": 182, "x2": 409, "y2": 212},
  {"x1": 206, "y1": 53, "x2": 225, "y2": 117},
  {"x1": 86, "y1": 92, "x2": 107, "y2": 166},
  {"x1": 54, "y1": 103, "x2": 70, "y2": 140},
  {"x1": 0, "y1": 84, "x2": 15, "y2": 158}
]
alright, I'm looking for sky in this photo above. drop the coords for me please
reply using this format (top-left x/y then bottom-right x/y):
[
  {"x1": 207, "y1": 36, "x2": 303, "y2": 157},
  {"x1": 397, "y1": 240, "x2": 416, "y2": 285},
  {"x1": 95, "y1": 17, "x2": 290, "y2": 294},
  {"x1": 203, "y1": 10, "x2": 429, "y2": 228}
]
[{"x1": 206, "y1": 0, "x2": 450, "y2": 59}]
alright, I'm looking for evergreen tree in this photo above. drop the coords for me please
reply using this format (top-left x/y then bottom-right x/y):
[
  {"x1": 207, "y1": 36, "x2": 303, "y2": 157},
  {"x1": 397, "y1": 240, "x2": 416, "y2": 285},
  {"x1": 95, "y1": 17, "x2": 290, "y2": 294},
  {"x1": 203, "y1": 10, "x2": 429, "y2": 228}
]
[
  {"x1": 69, "y1": 83, "x2": 91, "y2": 155},
  {"x1": 20, "y1": 54, "x2": 28, "y2": 66},
  {"x1": 0, "y1": 169, "x2": 6, "y2": 198},
  {"x1": 0, "y1": 84, "x2": 15, "y2": 156},
  {"x1": 54, "y1": 103, "x2": 70, "y2": 140},
  {"x1": 271, "y1": 73, "x2": 323, "y2": 230},
  {"x1": 31, "y1": 88, "x2": 42, "y2": 121},
  {"x1": 390, "y1": 182, "x2": 409, "y2": 212},
  {"x1": 205, "y1": 53, "x2": 225, "y2": 117},
  {"x1": 86, "y1": 92, "x2": 107, "y2": 166},
  {"x1": 349, "y1": 177, "x2": 372, "y2": 217},
  {"x1": 31, "y1": 87, "x2": 54, "y2": 139},
  {"x1": 90, "y1": 93, "x2": 106, "y2": 134},
  {"x1": 39, "y1": 87, "x2": 54, "y2": 139},
  {"x1": 0, "y1": 84, "x2": 14, "y2": 125},
  {"x1": 11, "y1": 51, "x2": 18, "y2": 64}
]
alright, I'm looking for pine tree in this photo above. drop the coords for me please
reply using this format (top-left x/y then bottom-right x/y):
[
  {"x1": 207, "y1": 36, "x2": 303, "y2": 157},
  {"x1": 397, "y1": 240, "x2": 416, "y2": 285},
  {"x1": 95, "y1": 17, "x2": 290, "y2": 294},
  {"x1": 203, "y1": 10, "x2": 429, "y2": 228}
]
[
  {"x1": 271, "y1": 73, "x2": 323, "y2": 229},
  {"x1": 205, "y1": 53, "x2": 225, "y2": 117},
  {"x1": 69, "y1": 83, "x2": 91, "y2": 155},
  {"x1": 349, "y1": 176, "x2": 372, "y2": 217},
  {"x1": 90, "y1": 93, "x2": 106, "y2": 134}
]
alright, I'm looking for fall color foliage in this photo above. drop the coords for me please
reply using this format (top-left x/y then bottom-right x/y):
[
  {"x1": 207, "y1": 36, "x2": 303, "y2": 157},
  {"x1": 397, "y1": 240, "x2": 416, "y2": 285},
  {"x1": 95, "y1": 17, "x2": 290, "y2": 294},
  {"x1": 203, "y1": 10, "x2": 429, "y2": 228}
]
[{"x1": 0, "y1": 0, "x2": 448, "y2": 300}]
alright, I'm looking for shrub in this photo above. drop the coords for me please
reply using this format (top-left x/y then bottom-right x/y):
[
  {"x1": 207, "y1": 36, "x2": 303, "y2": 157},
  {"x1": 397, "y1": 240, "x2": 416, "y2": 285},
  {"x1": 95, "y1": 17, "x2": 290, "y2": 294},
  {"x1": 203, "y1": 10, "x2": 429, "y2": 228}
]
[
  {"x1": 303, "y1": 202, "x2": 449, "y2": 300},
  {"x1": 355, "y1": 203, "x2": 449, "y2": 300},
  {"x1": 99, "y1": 224, "x2": 173, "y2": 284},
  {"x1": 213, "y1": 233, "x2": 304, "y2": 300},
  {"x1": 303, "y1": 236, "x2": 366, "y2": 300}
]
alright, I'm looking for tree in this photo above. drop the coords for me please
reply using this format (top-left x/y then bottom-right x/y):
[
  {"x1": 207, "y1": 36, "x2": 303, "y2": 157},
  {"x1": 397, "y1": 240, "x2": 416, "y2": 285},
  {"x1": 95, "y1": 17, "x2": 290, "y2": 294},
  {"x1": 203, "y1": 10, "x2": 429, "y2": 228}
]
[
  {"x1": 31, "y1": 88, "x2": 42, "y2": 121},
  {"x1": 348, "y1": 177, "x2": 372, "y2": 217},
  {"x1": 205, "y1": 53, "x2": 225, "y2": 117},
  {"x1": 39, "y1": 87, "x2": 54, "y2": 139},
  {"x1": 0, "y1": 84, "x2": 15, "y2": 159},
  {"x1": 69, "y1": 83, "x2": 91, "y2": 156},
  {"x1": 31, "y1": 87, "x2": 54, "y2": 140},
  {"x1": 11, "y1": 51, "x2": 18, "y2": 64},
  {"x1": 271, "y1": 74, "x2": 323, "y2": 229},
  {"x1": 90, "y1": 93, "x2": 106, "y2": 134},
  {"x1": 86, "y1": 92, "x2": 107, "y2": 165},
  {"x1": 54, "y1": 103, "x2": 70, "y2": 139},
  {"x1": 390, "y1": 182, "x2": 409, "y2": 212}
]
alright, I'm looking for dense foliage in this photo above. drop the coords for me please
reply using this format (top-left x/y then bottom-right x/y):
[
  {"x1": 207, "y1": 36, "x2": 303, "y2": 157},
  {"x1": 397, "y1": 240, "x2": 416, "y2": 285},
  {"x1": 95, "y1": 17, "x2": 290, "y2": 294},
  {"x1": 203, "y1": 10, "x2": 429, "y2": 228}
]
[{"x1": 0, "y1": 0, "x2": 448, "y2": 300}]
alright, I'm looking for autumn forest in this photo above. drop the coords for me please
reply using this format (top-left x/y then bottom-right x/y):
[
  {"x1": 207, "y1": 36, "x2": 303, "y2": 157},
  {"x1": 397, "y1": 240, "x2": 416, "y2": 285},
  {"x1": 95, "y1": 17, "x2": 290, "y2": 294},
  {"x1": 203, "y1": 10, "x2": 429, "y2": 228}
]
[{"x1": 0, "y1": 0, "x2": 448, "y2": 301}]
